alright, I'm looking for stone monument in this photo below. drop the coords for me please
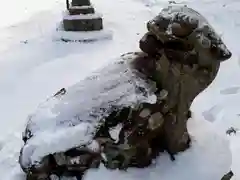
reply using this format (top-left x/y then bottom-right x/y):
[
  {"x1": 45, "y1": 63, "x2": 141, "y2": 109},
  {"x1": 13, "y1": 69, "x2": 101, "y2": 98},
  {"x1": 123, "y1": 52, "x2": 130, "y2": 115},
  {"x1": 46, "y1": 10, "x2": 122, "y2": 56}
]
[{"x1": 63, "y1": 0, "x2": 103, "y2": 32}]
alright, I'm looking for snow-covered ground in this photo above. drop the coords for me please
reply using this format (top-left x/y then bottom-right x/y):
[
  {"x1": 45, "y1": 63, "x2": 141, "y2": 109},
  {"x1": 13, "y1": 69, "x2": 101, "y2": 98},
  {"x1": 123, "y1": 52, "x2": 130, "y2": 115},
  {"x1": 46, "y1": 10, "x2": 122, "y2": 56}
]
[{"x1": 0, "y1": 0, "x2": 239, "y2": 179}]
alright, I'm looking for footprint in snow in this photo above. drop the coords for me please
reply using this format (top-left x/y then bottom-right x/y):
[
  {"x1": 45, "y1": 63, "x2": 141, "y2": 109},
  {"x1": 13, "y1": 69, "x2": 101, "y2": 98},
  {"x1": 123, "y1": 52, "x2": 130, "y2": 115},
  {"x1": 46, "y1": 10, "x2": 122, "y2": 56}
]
[
  {"x1": 220, "y1": 87, "x2": 240, "y2": 95},
  {"x1": 202, "y1": 105, "x2": 223, "y2": 122},
  {"x1": 0, "y1": 140, "x2": 4, "y2": 151}
]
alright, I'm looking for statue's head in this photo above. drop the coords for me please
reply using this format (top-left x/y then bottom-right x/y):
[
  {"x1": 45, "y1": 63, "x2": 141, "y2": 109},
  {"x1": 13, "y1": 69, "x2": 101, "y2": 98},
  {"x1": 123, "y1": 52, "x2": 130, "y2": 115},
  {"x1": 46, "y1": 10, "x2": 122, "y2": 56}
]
[{"x1": 143, "y1": 5, "x2": 232, "y2": 67}]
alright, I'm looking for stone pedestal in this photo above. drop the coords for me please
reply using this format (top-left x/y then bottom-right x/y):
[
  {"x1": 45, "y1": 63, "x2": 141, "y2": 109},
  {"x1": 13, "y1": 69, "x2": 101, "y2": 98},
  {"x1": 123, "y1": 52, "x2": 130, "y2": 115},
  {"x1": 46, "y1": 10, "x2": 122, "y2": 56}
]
[
  {"x1": 71, "y1": 0, "x2": 91, "y2": 6},
  {"x1": 63, "y1": 0, "x2": 103, "y2": 32},
  {"x1": 63, "y1": 15, "x2": 103, "y2": 31}
]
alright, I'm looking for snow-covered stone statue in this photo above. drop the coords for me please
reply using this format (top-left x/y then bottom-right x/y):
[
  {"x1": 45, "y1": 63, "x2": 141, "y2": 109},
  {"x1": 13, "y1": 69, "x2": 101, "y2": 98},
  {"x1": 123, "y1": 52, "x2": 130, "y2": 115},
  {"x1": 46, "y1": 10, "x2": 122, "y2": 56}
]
[{"x1": 19, "y1": 5, "x2": 232, "y2": 180}]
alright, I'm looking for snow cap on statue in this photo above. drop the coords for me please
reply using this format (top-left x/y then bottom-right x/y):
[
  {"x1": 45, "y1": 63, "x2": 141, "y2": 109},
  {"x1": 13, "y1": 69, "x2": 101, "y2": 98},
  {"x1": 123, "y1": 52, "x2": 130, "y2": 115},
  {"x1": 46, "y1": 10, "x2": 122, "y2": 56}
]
[{"x1": 147, "y1": 5, "x2": 232, "y2": 62}]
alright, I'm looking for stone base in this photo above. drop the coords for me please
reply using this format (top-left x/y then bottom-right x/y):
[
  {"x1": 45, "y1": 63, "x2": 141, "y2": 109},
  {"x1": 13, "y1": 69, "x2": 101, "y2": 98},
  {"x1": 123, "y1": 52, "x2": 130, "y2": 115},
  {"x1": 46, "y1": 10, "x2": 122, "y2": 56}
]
[
  {"x1": 69, "y1": 6, "x2": 95, "y2": 15},
  {"x1": 71, "y1": 0, "x2": 91, "y2": 6},
  {"x1": 53, "y1": 22, "x2": 112, "y2": 42},
  {"x1": 63, "y1": 13, "x2": 103, "y2": 31}
]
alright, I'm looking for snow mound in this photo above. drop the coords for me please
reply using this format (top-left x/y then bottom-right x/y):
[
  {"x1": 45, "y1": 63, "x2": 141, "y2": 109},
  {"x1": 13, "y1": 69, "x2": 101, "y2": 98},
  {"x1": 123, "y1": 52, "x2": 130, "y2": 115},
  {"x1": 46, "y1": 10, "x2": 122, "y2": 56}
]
[
  {"x1": 20, "y1": 53, "x2": 157, "y2": 169},
  {"x1": 230, "y1": 134, "x2": 240, "y2": 179},
  {"x1": 83, "y1": 117, "x2": 231, "y2": 180},
  {"x1": 53, "y1": 21, "x2": 113, "y2": 42},
  {"x1": 208, "y1": 98, "x2": 240, "y2": 179}
]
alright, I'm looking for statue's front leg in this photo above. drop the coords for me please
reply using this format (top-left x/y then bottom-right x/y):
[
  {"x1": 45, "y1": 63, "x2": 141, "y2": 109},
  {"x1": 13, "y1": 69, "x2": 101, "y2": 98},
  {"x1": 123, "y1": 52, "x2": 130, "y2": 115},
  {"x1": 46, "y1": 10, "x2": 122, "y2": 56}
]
[
  {"x1": 162, "y1": 110, "x2": 191, "y2": 155},
  {"x1": 161, "y1": 58, "x2": 220, "y2": 155}
]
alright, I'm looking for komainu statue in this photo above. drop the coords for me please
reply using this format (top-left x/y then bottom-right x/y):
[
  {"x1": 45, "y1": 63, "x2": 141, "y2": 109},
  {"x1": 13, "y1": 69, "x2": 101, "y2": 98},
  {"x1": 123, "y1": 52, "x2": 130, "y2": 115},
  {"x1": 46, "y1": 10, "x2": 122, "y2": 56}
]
[{"x1": 19, "y1": 5, "x2": 232, "y2": 180}]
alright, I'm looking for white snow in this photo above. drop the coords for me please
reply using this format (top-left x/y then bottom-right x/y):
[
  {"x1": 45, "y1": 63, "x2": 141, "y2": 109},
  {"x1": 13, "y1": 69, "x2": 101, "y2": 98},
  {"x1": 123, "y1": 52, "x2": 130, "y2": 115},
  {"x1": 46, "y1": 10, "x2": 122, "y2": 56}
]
[
  {"x1": 85, "y1": 116, "x2": 232, "y2": 180},
  {"x1": 21, "y1": 53, "x2": 156, "y2": 168},
  {"x1": 54, "y1": 22, "x2": 113, "y2": 42},
  {"x1": 0, "y1": 0, "x2": 239, "y2": 180},
  {"x1": 69, "y1": 6, "x2": 94, "y2": 10}
]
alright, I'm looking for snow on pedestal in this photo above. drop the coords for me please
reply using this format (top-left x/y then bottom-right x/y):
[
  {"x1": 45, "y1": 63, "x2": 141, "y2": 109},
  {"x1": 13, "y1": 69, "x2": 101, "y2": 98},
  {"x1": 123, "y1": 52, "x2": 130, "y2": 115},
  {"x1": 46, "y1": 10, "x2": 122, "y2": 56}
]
[
  {"x1": 54, "y1": 21, "x2": 112, "y2": 42},
  {"x1": 54, "y1": 10, "x2": 112, "y2": 42}
]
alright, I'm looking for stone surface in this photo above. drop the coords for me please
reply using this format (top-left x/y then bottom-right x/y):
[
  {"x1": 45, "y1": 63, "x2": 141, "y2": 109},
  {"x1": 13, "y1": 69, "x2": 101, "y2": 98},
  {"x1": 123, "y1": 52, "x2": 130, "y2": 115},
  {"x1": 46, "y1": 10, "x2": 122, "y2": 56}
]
[
  {"x1": 139, "y1": 32, "x2": 163, "y2": 56},
  {"x1": 69, "y1": 6, "x2": 95, "y2": 15},
  {"x1": 221, "y1": 171, "x2": 234, "y2": 180},
  {"x1": 63, "y1": 17, "x2": 103, "y2": 31},
  {"x1": 71, "y1": 0, "x2": 91, "y2": 6},
  {"x1": 63, "y1": 0, "x2": 103, "y2": 32}
]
